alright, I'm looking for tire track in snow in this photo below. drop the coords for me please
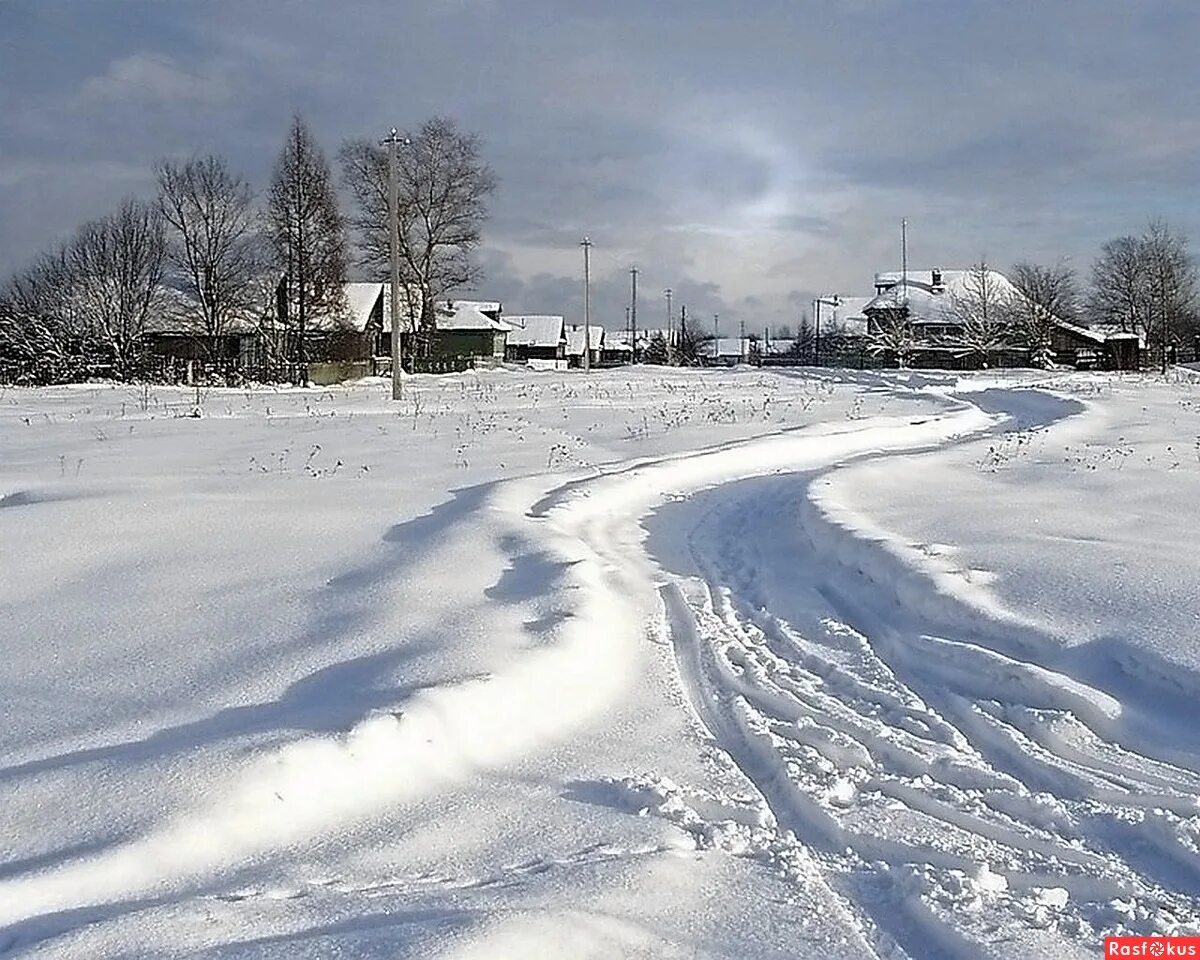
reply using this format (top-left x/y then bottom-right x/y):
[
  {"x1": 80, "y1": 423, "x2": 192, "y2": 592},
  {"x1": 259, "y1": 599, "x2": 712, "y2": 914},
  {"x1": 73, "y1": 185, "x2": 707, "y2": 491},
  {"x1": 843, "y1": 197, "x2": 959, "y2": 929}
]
[
  {"x1": 649, "y1": 386, "x2": 1200, "y2": 956},
  {"x1": 0, "y1": 399, "x2": 997, "y2": 952}
]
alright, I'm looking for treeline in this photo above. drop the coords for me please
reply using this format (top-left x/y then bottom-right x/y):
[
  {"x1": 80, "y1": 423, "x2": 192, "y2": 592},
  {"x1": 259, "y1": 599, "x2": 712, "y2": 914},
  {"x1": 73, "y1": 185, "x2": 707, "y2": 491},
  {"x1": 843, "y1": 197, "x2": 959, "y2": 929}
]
[{"x1": 0, "y1": 114, "x2": 496, "y2": 383}]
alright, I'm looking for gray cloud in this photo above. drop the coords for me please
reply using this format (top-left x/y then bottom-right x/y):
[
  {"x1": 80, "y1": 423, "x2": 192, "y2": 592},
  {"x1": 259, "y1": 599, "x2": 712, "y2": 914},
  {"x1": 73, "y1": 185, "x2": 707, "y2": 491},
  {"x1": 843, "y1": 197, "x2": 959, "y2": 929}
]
[{"x1": 2, "y1": 0, "x2": 1199, "y2": 332}]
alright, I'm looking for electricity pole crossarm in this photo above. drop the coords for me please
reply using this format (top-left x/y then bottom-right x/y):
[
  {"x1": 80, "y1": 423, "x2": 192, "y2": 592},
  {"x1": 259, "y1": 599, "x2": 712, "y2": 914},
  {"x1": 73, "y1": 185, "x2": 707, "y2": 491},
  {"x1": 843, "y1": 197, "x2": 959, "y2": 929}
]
[{"x1": 381, "y1": 127, "x2": 410, "y2": 400}]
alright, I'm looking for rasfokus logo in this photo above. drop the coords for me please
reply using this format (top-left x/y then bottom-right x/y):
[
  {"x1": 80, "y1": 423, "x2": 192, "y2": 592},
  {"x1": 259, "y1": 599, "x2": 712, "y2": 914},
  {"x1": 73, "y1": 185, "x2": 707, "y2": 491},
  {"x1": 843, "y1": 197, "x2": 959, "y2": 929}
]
[{"x1": 1106, "y1": 938, "x2": 1200, "y2": 957}]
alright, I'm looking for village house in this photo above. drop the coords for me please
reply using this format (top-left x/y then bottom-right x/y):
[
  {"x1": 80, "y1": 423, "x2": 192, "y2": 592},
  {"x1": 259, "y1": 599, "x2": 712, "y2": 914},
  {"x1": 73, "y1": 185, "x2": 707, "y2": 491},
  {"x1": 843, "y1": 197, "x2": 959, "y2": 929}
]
[
  {"x1": 565, "y1": 324, "x2": 604, "y2": 367},
  {"x1": 143, "y1": 286, "x2": 263, "y2": 366},
  {"x1": 328, "y1": 290, "x2": 509, "y2": 375},
  {"x1": 423, "y1": 300, "x2": 509, "y2": 362},
  {"x1": 862, "y1": 268, "x2": 1141, "y2": 369},
  {"x1": 601, "y1": 331, "x2": 634, "y2": 366},
  {"x1": 1049, "y1": 320, "x2": 1141, "y2": 370},
  {"x1": 700, "y1": 337, "x2": 755, "y2": 366},
  {"x1": 505, "y1": 315, "x2": 566, "y2": 368}
]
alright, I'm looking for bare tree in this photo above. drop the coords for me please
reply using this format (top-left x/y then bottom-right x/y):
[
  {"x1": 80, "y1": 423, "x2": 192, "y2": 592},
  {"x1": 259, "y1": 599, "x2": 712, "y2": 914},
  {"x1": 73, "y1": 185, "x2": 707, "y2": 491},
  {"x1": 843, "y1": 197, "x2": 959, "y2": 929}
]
[
  {"x1": 68, "y1": 198, "x2": 167, "y2": 378},
  {"x1": 268, "y1": 114, "x2": 347, "y2": 379},
  {"x1": 340, "y1": 116, "x2": 497, "y2": 353},
  {"x1": 1090, "y1": 221, "x2": 1197, "y2": 370},
  {"x1": 1142, "y1": 220, "x2": 1197, "y2": 370},
  {"x1": 947, "y1": 261, "x2": 1015, "y2": 367},
  {"x1": 1089, "y1": 234, "x2": 1149, "y2": 336},
  {"x1": 867, "y1": 311, "x2": 919, "y2": 368},
  {"x1": 673, "y1": 307, "x2": 703, "y2": 365},
  {"x1": 1010, "y1": 261, "x2": 1078, "y2": 367},
  {"x1": 158, "y1": 154, "x2": 263, "y2": 358},
  {"x1": 1, "y1": 245, "x2": 93, "y2": 379}
]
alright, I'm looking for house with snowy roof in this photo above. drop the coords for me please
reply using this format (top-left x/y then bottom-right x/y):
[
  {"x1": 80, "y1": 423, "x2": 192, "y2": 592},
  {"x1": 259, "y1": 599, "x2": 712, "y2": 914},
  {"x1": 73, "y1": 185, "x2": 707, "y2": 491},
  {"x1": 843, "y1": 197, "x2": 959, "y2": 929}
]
[
  {"x1": 504, "y1": 315, "x2": 566, "y2": 365},
  {"x1": 862, "y1": 269, "x2": 1012, "y2": 341},
  {"x1": 700, "y1": 337, "x2": 756, "y2": 365},
  {"x1": 143, "y1": 283, "x2": 270, "y2": 364},
  {"x1": 602, "y1": 331, "x2": 634, "y2": 365},
  {"x1": 862, "y1": 268, "x2": 1139, "y2": 369},
  {"x1": 425, "y1": 300, "x2": 510, "y2": 362},
  {"x1": 565, "y1": 324, "x2": 604, "y2": 367}
]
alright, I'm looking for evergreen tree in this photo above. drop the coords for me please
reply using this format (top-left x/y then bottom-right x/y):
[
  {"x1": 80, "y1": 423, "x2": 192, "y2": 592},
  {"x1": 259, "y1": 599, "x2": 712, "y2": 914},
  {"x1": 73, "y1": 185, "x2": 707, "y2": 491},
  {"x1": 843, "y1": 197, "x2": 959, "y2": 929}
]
[
  {"x1": 642, "y1": 331, "x2": 668, "y2": 364},
  {"x1": 268, "y1": 115, "x2": 347, "y2": 380}
]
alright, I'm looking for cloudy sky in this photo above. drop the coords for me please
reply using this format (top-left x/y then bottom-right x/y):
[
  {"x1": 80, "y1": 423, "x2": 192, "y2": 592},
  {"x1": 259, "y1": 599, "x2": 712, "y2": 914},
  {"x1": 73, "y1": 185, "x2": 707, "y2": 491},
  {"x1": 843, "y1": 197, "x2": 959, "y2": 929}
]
[{"x1": 3, "y1": 0, "x2": 1199, "y2": 331}]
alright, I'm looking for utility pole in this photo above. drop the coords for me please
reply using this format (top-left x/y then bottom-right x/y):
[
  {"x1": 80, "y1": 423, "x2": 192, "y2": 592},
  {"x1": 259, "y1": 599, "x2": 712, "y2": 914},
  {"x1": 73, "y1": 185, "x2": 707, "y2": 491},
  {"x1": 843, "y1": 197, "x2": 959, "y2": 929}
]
[
  {"x1": 739, "y1": 318, "x2": 745, "y2": 363},
  {"x1": 665, "y1": 287, "x2": 673, "y2": 360},
  {"x1": 381, "y1": 127, "x2": 408, "y2": 400},
  {"x1": 580, "y1": 236, "x2": 592, "y2": 371},
  {"x1": 814, "y1": 299, "x2": 821, "y2": 366},
  {"x1": 901, "y1": 218, "x2": 909, "y2": 308},
  {"x1": 680, "y1": 304, "x2": 688, "y2": 364},
  {"x1": 713, "y1": 313, "x2": 719, "y2": 364},
  {"x1": 630, "y1": 266, "x2": 638, "y2": 362}
]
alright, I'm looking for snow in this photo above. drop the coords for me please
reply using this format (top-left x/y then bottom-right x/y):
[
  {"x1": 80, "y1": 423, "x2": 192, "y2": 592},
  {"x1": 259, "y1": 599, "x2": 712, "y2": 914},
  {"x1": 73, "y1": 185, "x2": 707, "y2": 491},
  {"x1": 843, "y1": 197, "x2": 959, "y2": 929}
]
[
  {"x1": 700, "y1": 336, "x2": 752, "y2": 359},
  {"x1": 2, "y1": 366, "x2": 1199, "y2": 957},
  {"x1": 565, "y1": 324, "x2": 604, "y2": 356},
  {"x1": 504, "y1": 315, "x2": 564, "y2": 348},
  {"x1": 436, "y1": 300, "x2": 509, "y2": 332},
  {"x1": 338, "y1": 281, "x2": 384, "y2": 332}
]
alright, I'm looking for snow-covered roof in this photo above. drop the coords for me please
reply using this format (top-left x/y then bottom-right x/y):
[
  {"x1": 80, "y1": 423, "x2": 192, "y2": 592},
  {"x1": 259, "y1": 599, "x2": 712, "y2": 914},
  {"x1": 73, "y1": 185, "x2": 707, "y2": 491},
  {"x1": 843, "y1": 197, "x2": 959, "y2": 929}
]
[
  {"x1": 341, "y1": 282, "x2": 383, "y2": 332},
  {"x1": 506, "y1": 315, "x2": 564, "y2": 348},
  {"x1": 145, "y1": 284, "x2": 271, "y2": 336},
  {"x1": 436, "y1": 300, "x2": 510, "y2": 332},
  {"x1": 565, "y1": 325, "x2": 605, "y2": 356},
  {"x1": 863, "y1": 269, "x2": 1022, "y2": 326},
  {"x1": 1086, "y1": 321, "x2": 1143, "y2": 344}
]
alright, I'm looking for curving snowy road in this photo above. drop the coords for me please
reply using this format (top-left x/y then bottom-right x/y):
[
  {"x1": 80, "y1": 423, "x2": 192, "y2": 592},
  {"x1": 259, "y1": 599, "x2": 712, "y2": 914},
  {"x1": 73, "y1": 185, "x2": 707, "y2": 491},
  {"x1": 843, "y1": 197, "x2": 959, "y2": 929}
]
[{"x1": 3, "y1": 371, "x2": 1199, "y2": 958}]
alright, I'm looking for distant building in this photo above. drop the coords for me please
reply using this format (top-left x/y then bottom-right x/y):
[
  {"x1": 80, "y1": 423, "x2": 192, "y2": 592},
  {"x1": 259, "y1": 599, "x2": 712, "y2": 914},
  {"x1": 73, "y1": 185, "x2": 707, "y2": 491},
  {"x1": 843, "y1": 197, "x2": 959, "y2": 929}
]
[
  {"x1": 700, "y1": 337, "x2": 754, "y2": 365},
  {"x1": 505, "y1": 315, "x2": 566, "y2": 366},
  {"x1": 1050, "y1": 320, "x2": 1141, "y2": 370},
  {"x1": 425, "y1": 300, "x2": 510, "y2": 362},
  {"x1": 862, "y1": 267, "x2": 1140, "y2": 369},
  {"x1": 143, "y1": 285, "x2": 265, "y2": 365},
  {"x1": 601, "y1": 331, "x2": 634, "y2": 366},
  {"x1": 565, "y1": 324, "x2": 604, "y2": 367}
]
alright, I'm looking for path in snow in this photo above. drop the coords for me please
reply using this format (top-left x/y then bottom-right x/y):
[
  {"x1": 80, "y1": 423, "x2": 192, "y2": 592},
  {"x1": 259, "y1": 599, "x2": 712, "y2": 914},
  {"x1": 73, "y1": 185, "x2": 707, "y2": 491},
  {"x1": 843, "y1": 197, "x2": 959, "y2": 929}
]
[
  {"x1": 4, "y1": 376, "x2": 1198, "y2": 958},
  {"x1": 634, "y1": 387, "x2": 1200, "y2": 958}
]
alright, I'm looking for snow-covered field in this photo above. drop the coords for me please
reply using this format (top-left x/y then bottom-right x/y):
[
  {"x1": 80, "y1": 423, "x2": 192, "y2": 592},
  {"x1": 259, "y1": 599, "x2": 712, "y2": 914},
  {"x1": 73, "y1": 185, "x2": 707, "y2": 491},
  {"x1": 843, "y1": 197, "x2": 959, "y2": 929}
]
[{"x1": 1, "y1": 366, "x2": 1199, "y2": 958}]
